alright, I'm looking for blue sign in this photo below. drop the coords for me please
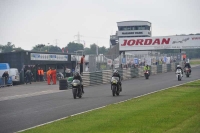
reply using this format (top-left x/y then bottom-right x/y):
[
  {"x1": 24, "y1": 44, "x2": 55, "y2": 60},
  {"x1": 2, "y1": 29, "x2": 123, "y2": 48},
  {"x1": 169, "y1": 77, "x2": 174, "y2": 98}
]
[
  {"x1": 164, "y1": 57, "x2": 167, "y2": 62},
  {"x1": 122, "y1": 58, "x2": 126, "y2": 64},
  {"x1": 134, "y1": 58, "x2": 139, "y2": 64}
]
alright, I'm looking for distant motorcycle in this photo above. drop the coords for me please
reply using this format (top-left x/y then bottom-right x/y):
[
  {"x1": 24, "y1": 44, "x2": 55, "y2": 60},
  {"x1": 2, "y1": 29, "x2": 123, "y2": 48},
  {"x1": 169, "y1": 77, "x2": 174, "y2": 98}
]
[
  {"x1": 184, "y1": 67, "x2": 191, "y2": 77},
  {"x1": 71, "y1": 79, "x2": 82, "y2": 99},
  {"x1": 176, "y1": 69, "x2": 183, "y2": 81},
  {"x1": 110, "y1": 77, "x2": 121, "y2": 96},
  {"x1": 144, "y1": 70, "x2": 150, "y2": 79}
]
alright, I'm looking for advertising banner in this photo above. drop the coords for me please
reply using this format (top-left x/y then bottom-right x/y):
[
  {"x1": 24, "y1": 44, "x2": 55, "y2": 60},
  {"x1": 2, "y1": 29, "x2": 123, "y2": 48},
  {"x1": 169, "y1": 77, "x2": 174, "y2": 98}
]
[
  {"x1": 119, "y1": 35, "x2": 200, "y2": 51},
  {"x1": 30, "y1": 53, "x2": 68, "y2": 61},
  {"x1": 107, "y1": 59, "x2": 113, "y2": 66}
]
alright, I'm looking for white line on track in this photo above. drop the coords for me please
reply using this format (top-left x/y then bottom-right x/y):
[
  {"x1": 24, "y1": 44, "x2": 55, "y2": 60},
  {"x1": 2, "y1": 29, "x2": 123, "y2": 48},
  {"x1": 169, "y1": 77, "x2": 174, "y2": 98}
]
[
  {"x1": 16, "y1": 79, "x2": 200, "y2": 133},
  {"x1": 0, "y1": 90, "x2": 65, "y2": 102}
]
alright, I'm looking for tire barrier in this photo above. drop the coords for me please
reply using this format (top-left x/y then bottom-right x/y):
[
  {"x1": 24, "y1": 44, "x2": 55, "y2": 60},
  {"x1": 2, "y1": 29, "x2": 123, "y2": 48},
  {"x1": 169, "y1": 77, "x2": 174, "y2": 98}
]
[
  {"x1": 59, "y1": 79, "x2": 68, "y2": 90},
  {"x1": 80, "y1": 62, "x2": 183, "y2": 87}
]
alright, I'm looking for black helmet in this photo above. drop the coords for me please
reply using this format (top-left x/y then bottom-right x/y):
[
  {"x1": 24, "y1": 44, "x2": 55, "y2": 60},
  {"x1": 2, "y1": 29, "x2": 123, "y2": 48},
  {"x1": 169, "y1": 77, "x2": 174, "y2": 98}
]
[
  {"x1": 75, "y1": 72, "x2": 80, "y2": 76},
  {"x1": 114, "y1": 70, "x2": 118, "y2": 74}
]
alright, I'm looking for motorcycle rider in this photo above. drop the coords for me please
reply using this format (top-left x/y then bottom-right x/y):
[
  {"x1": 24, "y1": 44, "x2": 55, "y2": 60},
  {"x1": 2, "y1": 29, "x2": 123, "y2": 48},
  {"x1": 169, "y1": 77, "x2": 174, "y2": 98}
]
[
  {"x1": 144, "y1": 64, "x2": 150, "y2": 75},
  {"x1": 111, "y1": 70, "x2": 122, "y2": 91},
  {"x1": 184, "y1": 62, "x2": 191, "y2": 74},
  {"x1": 176, "y1": 65, "x2": 183, "y2": 76},
  {"x1": 73, "y1": 72, "x2": 84, "y2": 93}
]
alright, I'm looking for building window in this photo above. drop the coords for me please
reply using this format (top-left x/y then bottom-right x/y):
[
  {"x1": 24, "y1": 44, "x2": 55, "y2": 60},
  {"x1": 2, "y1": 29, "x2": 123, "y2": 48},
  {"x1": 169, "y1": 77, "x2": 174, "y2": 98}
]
[{"x1": 138, "y1": 26, "x2": 145, "y2": 30}]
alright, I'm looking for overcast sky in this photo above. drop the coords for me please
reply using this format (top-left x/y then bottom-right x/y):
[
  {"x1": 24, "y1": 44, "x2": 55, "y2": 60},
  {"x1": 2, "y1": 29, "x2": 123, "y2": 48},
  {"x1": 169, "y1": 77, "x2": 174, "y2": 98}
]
[{"x1": 0, "y1": 0, "x2": 200, "y2": 50}]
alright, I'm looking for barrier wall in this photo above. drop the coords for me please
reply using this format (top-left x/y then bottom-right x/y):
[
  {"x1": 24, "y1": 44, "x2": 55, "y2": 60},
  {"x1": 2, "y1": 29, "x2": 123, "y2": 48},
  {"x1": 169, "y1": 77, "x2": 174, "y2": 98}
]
[{"x1": 81, "y1": 62, "x2": 183, "y2": 87}]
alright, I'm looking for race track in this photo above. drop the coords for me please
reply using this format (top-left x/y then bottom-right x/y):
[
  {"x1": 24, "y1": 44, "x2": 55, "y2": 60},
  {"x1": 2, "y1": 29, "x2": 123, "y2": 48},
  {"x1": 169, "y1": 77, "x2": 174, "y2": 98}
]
[{"x1": 0, "y1": 66, "x2": 199, "y2": 133}]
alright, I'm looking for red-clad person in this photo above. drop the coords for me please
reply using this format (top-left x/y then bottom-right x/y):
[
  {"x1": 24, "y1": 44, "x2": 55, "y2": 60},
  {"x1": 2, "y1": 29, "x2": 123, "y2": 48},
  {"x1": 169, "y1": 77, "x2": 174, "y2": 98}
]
[
  {"x1": 47, "y1": 67, "x2": 52, "y2": 85},
  {"x1": 52, "y1": 68, "x2": 57, "y2": 85}
]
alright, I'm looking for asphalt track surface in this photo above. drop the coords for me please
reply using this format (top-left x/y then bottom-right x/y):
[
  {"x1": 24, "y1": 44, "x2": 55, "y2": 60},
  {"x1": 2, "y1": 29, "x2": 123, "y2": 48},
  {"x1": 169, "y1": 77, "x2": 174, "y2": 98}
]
[{"x1": 0, "y1": 66, "x2": 200, "y2": 133}]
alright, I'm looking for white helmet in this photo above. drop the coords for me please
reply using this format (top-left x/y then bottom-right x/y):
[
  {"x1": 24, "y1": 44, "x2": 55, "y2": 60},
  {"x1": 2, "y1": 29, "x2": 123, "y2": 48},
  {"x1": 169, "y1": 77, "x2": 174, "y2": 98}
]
[{"x1": 177, "y1": 65, "x2": 180, "y2": 67}]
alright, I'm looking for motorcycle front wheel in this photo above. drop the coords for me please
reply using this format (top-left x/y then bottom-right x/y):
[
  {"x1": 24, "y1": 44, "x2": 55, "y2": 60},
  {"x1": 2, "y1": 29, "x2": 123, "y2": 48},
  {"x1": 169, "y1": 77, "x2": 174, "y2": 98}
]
[
  {"x1": 78, "y1": 87, "x2": 82, "y2": 98},
  {"x1": 72, "y1": 88, "x2": 77, "y2": 99},
  {"x1": 112, "y1": 85, "x2": 116, "y2": 96}
]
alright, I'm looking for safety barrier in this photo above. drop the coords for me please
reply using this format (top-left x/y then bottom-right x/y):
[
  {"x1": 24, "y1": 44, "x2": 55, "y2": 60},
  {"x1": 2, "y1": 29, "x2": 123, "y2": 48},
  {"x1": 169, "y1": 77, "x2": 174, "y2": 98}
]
[
  {"x1": 0, "y1": 77, "x2": 6, "y2": 87},
  {"x1": 81, "y1": 62, "x2": 183, "y2": 87},
  {"x1": 0, "y1": 77, "x2": 13, "y2": 87}
]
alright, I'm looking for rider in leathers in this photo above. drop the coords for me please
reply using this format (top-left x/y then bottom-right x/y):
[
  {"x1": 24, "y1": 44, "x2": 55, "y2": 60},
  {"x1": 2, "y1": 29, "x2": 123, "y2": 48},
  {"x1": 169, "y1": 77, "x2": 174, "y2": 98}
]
[
  {"x1": 111, "y1": 70, "x2": 122, "y2": 92},
  {"x1": 73, "y1": 72, "x2": 84, "y2": 93},
  {"x1": 176, "y1": 65, "x2": 183, "y2": 75},
  {"x1": 184, "y1": 62, "x2": 192, "y2": 73}
]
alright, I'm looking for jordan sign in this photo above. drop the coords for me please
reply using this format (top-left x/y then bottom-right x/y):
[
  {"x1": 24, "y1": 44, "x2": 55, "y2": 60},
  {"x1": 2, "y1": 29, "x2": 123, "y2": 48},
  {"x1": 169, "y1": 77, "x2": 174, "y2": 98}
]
[{"x1": 119, "y1": 35, "x2": 200, "y2": 51}]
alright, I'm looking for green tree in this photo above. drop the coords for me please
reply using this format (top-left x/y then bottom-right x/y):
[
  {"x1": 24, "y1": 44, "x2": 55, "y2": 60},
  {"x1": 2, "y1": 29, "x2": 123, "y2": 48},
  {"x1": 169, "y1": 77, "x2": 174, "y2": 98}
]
[
  {"x1": 3, "y1": 42, "x2": 15, "y2": 52},
  {"x1": 48, "y1": 45, "x2": 62, "y2": 52},
  {"x1": 84, "y1": 44, "x2": 108, "y2": 55},
  {"x1": 0, "y1": 42, "x2": 23, "y2": 53},
  {"x1": 32, "y1": 44, "x2": 46, "y2": 51},
  {"x1": 67, "y1": 42, "x2": 84, "y2": 53},
  {"x1": 98, "y1": 46, "x2": 108, "y2": 54}
]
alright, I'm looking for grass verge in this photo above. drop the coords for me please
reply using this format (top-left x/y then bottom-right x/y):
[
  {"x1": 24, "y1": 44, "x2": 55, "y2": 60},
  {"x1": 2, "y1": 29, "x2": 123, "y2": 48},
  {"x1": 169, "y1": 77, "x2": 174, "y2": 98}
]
[
  {"x1": 21, "y1": 80, "x2": 200, "y2": 133},
  {"x1": 190, "y1": 60, "x2": 200, "y2": 65}
]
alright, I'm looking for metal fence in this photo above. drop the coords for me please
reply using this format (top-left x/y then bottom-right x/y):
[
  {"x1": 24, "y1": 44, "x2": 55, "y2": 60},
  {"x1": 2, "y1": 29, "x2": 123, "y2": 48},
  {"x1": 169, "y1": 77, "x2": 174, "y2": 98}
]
[{"x1": 84, "y1": 53, "x2": 182, "y2": 72}]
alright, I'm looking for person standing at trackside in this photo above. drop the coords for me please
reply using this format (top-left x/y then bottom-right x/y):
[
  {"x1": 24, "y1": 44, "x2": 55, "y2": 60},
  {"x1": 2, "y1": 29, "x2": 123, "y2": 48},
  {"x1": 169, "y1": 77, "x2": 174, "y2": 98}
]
[
  {"x1": 37, "y1": 67, "x2": 41, "y2": 82},
  {"x1": 47, "y1": 67, "x2": 52, "y2": 85},
  {"x1": 2, "y1": 71, "x2": 9, "y2": 85},
  {"x1": 51, "y1": 68, "x2": 57, "y2": 85},
  {"x1": 40, "y1": 68, "x2": 44, "y2": 81},
  {"x1": 25, "y1": 70, "x2": 32, "y2": 84},
  {"x1": 80, "y1": 55, "x2": 85, "y2": 75}
]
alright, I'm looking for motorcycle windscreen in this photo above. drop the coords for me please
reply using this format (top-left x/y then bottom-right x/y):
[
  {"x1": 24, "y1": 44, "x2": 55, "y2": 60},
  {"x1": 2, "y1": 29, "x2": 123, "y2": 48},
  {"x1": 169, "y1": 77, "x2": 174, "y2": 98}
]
[
  {"x1": 176, "y1": 69, "x2": 182, "y2": 74},
  {"x1": 72, "y1": 79, "x2": 80, "y2": 84},
  {"x1": 111, "y1": 77, "x2": 119, "y2": 81}
]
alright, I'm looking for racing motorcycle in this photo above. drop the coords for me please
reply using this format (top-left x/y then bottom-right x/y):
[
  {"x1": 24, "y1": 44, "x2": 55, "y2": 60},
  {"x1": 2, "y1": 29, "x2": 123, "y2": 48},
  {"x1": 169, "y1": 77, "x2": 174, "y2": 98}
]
[
  {"x1": 176, "y1": 69, "x2": 183, "y2": 81},
  {"x1": 71, "y1": 79, "x2": 82, "y2": 99},
  {"x1": 110, "y1": 76, "x2": 121, "y2": 96},
  {"x1": 144, "y1": 70, "x2": 150, "y2": 79},
  {"x1": 184, "y1": 67, "x2": 191, "y2": 78}
]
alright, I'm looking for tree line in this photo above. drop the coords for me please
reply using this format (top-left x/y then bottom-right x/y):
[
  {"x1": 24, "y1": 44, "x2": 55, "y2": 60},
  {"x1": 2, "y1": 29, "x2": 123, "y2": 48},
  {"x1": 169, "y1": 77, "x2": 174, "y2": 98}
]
[
  {"x1": 1, "y1": 42, "x2": 199, "y2": 58},
  {"x1": 0, "y1": 42, "x2": 109, "y2": 55}
]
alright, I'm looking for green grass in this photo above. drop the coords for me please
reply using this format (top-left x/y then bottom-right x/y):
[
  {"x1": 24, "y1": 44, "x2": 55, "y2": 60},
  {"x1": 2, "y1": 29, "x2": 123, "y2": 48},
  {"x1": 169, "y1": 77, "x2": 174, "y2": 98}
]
[
  {"x1": 22, "y1": 80, "x2": 200, "y2": 133},
  {"x1": 190, "y1": 60, "x2": 200, "y2": 65}
]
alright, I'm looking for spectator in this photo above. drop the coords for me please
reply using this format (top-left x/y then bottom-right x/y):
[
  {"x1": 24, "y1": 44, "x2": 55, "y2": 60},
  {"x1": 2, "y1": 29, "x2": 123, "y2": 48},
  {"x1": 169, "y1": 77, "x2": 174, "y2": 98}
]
[
  {"x1": 40, "y1": 68, "x2": 44, "y2": 81},
  {"x1": 37, "y1": 67, "x2": 41, "y2": 82},
  {"x1": 80, "y1": 55, "x2": 85, "y2": 75},
  {"x1": 25, "y1": 70, "x2": 32, "y2": 84},
  {"x1": 51, "y1": 68, "x2": 57, "y2": 85},
  {"x1": 47, "y1": 67, "x2": 52, "y2": 85}
]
